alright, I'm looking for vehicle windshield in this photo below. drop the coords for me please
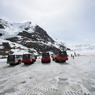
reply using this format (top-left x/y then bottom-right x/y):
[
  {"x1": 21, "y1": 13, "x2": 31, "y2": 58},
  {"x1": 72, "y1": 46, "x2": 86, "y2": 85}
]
[
  {"x1": 16, "y1": 55, "x2": 22, "y2": 58},
  {"x1": 23, "y1": 54, "x2": 30, "y2": 59},
  {"x1": 59, "y1": 51, "x2": 67, "y2": 57},
  {"x1": 42, "y1": 53, "x2": 50, "y2": 58},
  {"x1": 7, "y1": 55, "x2": 15, "y2": 61}
]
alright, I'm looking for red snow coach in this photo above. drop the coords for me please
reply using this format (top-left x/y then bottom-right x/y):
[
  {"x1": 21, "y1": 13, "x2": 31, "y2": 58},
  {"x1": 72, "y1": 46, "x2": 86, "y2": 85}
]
[
  {"x1": 41, "y1": 52, "x2": 51, "y2": 63},
  {"x1": 7, "y1": 55, "x2": 22, "y2": 65},
  {"x1": 22, "y1": 54, "x2": 36, "y2": 65},
  {"x1": 54, "y1": 51, "x2": 68, "y2": 62}
]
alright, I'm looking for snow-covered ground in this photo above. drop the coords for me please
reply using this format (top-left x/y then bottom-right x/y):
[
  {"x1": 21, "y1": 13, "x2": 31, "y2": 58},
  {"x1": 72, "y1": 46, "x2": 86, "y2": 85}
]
[{"x1": 0, "y1": 55, "x2": 95, "y2": 95}]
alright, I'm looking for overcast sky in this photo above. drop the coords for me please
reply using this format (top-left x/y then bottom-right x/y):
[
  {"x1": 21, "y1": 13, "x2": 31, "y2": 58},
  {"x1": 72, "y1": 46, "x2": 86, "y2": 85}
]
[{"x1": 0, "y1": 0, "x2": 95, "y2": 44}]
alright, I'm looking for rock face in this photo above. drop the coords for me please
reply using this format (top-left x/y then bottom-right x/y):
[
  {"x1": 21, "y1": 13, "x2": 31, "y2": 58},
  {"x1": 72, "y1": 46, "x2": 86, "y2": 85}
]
[
  {"x1": 0, "y1": 19, "x2": 69, "y2": 55},
  {"x1": 0, "y1": 42, "x2": 12, "y2": 55},
  {"x1": 0, "y1": 33, "x2": 3, "y2": 36},
  {"x1": 34, "y1": 25, "x2": 54, "y2": 43},
  {"x1": 0, "y1": 24, "x2": 4, "y2": 29},
  {"x1": 6, "y1": 25, "x2": 61, "y2": 53}
]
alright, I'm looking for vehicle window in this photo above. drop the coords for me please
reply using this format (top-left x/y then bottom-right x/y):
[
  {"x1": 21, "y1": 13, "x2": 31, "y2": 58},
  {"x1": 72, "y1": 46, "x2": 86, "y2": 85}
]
[
  {"x1": 16, "y1": 55, "x2": 22, "y2": 58},
  {"x1": 42, "y1": 53, "x2": 50, "y2": 57},
  {"x1": 31, "y1": 54, "x2": 34, "y2": 58},
  {"x1": 59, "y1": 51, "x2": 67, "y2": 57},
  {"x1": 23, "y1": 54, "x2": 30, "y2": 59},
  {"x1": 8, "y1": 55, "x2": 15, "y2": 61}
]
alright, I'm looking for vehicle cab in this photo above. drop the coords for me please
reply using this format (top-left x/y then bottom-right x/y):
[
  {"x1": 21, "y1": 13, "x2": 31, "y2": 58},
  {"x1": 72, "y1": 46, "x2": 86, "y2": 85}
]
[
  {"x1": 22, "y1": 54, "x2": 36, "y2": 64},
  {"x1": 41, "y1": 52, "x2": 51, "y2": 63},
  {"x1": 54, "y1": 51, "x2": 68, "y2": 62},
  {"x1": 7, "y1": 55, "x2": 22, "y2": 65}
]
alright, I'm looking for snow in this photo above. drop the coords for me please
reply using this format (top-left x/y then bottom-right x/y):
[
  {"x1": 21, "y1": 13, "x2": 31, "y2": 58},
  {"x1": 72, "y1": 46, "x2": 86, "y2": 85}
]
[
  {"x1": 0, "y1": 19, "x2": 68, "y2": 54},
  {"x1": 0, "y1": 38, "x2": 27, "y2": 50},
  {"x1": 0, "y1": 19, "x2": 35, "y2": 39},
  {"x1": 66, "y1": 43, "x2": 95, "y2": 56},
  {"x1": 0, "y1": 55, "x2": 95, "y2": 95},
  {"x1": 0, "y1": 38, "x2": 38, "y2": 55},
  {"x1": 0, "y1": 45, "x2": 4, "y2": 49},
  {"x1": 0, "y1": 25, "x2": 20, "y2": 38},
  {"x1": 11, "y1": 49, "x2": 28, "y2": 55},
  {"x1": 54, "y1": 39, "x2": 95, "y2": 54}
]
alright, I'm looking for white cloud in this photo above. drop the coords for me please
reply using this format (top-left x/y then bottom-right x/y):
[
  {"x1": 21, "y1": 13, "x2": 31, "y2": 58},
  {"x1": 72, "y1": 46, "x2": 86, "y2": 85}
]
[{"x1": 0, "y1": 0, "x2": 95, "y2": 44}]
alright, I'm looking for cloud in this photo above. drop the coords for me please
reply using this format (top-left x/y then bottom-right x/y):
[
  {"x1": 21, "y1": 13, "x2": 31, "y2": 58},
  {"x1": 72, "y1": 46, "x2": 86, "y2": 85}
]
[{"x1": 0, "y1": 0, "x2": 95, "y2": 43}]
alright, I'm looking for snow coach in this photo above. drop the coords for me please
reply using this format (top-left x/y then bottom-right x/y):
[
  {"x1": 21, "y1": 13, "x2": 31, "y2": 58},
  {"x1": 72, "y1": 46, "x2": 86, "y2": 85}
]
[
  {"x1": 54, "y1": 51, "x2": 68, "y2": 62},
  {"x1": 41, "y1": 52, "x2": 51, "y2": 63},
  {"x1": 7, "y1": 55, "x2": 22, "y2": 65},
  {"x1": 22, "y1": 54, "x2": 36, "y2": 65}
]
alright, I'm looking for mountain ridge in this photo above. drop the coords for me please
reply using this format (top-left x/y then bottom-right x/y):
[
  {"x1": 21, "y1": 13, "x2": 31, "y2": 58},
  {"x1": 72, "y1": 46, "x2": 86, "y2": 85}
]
[{"x1": 0, "y1": 18, "x2": 69, "y2": 55}]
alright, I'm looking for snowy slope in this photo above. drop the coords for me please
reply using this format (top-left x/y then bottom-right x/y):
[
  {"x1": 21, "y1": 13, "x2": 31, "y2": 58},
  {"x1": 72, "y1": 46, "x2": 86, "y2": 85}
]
[
  {"x1": 0, "y1": 38, "x2": 37, "y2": 55},
  {"x1": 0, "y1": 19, "x2": 35, "y2": 38}
]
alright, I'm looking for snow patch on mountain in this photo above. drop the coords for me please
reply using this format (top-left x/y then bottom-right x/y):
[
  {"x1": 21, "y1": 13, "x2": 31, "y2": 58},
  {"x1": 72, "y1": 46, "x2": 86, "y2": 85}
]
[
  {"x1": 0, "y1": 38, "x2": 37, "y2": 55},
  {"x1": 0, "y1": 19, "x2": 35, "y2": 38}
]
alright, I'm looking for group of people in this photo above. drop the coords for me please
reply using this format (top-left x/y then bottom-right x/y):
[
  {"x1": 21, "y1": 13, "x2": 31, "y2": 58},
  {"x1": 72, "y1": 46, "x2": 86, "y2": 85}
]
[{"x1": 71, "y1": 52, "x2": 80, "y2": 59}]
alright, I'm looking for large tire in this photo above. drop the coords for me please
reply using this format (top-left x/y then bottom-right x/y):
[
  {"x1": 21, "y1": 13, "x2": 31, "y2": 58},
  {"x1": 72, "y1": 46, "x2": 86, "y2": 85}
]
[
  {"x1": 18, "y1": 60, "x2": 21, "y2": 64},
  {"x1": 10, "y1": 64, "x2": 14, "y2": 66},
  {"x1": 55, "y1": 59, "x2": 58, "y2": 62},
  {"x1": 24, "y1": 63, "x2": 26, "y2": 65},
  {"x1": 41, "y1": 60, "x2": 44, "y2": 63},
  {"x1": 10, "y1": 63, "x2": 16, "y2": 66},
  {"x1": 63, "y1": 60, "x2": 66, "y2": 63},
  {"x1": 53, "y1": 58, "x2": 55, "y2": 61},
  {"x1": 48, "y1": 60, "x2": 51, "y2": 63},
  {"x1": 31, "y1": 61, "x2": 34, "y2": 64},
  {"x1": 24, "y1": 63, "x2": 29, "y2": 65}
]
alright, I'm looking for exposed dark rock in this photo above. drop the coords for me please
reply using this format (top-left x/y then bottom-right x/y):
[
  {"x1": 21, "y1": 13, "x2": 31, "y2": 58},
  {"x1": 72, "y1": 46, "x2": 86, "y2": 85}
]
[
  {"x1": 18, "y1": 31, "x2": 32, "y2": 39},
  {"x1": 0, "y1": 33, "x2": 3, "y2": 36},
  {"x1": 6, "y1": 37, "x2": 19, "y2": 42},
  {"x1": 18, "y1": 25, "x2": 55, "y2": 43},
  {"x1": 2, "y1": 42, "x2": 11, "y2": 50},
  {"x1": 0, "y1": 43, "x2": 11, "y2": 55},
  {"x1": 25, "y1": 27, "x2": 29, "y2": 30},
  {"x1": 21, "y1": 42, "x2": 60, "y2": 53},
  {"x1": 0, "y1": 24, "x2": 4, "y2": 29},
  {"x1": 6, "y1": 25, "x2": 67, "y2": 53},
  {"x1": 34, "y1": 25, "x2": 54, "y2": 43},
  {"x1": 0, "y1": 18, "x2": 68, "y2": 55}
]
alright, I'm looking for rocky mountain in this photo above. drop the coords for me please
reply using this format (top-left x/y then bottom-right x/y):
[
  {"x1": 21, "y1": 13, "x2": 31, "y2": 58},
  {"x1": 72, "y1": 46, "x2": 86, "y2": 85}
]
[{"x1": 0, "y1": 18, "x2": 69, "y2": 55}]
